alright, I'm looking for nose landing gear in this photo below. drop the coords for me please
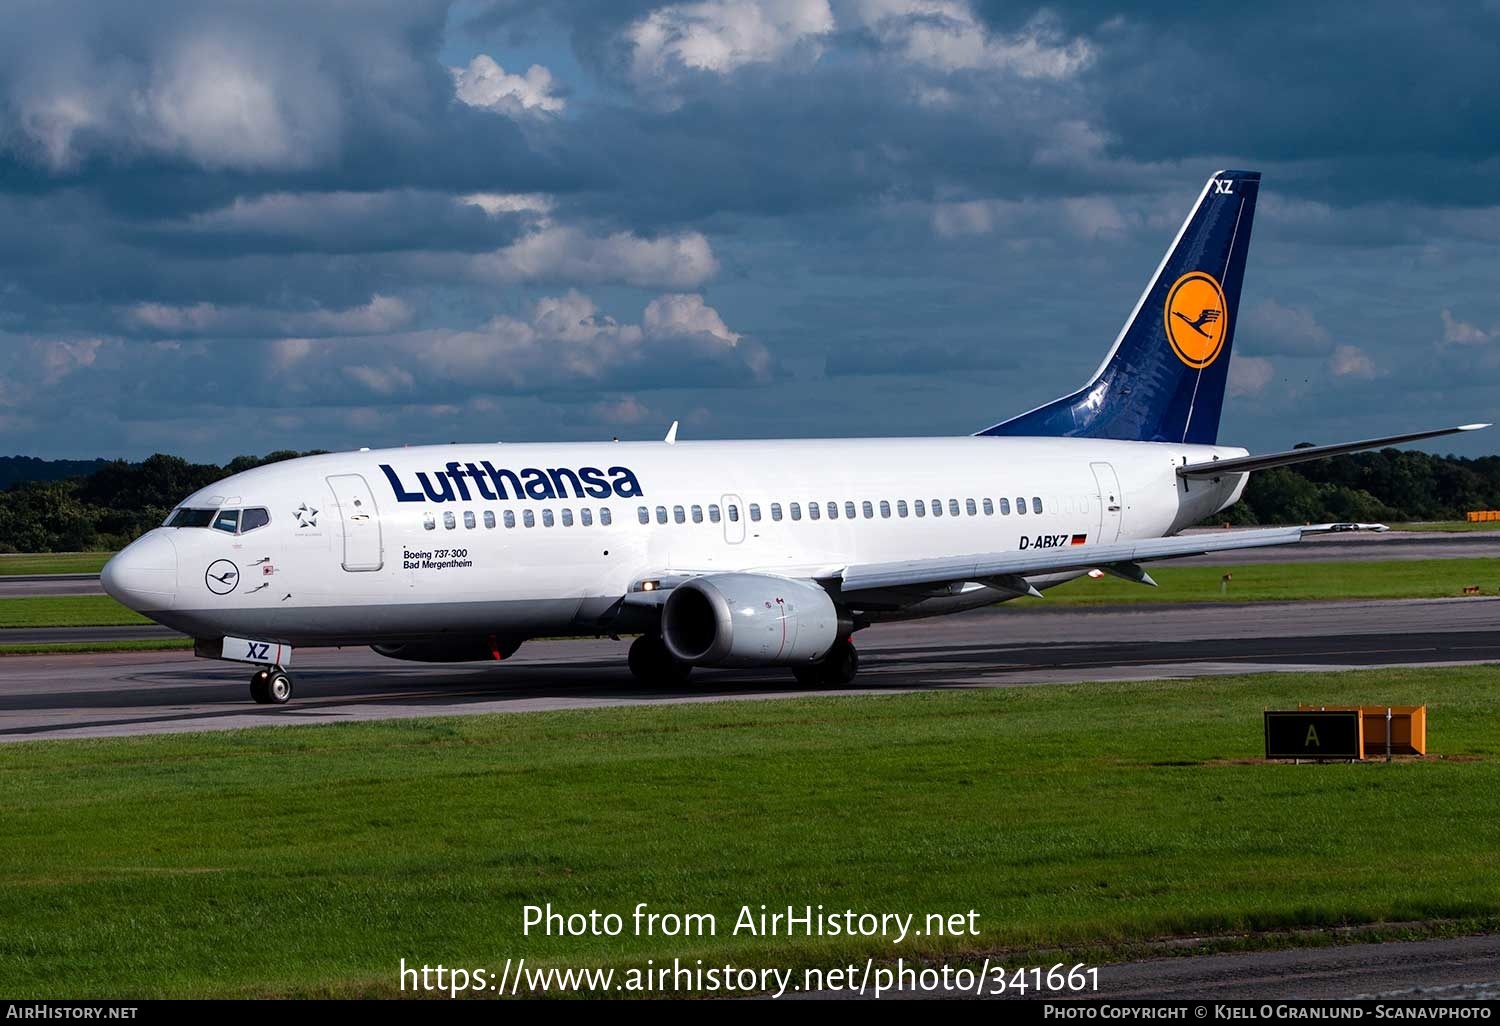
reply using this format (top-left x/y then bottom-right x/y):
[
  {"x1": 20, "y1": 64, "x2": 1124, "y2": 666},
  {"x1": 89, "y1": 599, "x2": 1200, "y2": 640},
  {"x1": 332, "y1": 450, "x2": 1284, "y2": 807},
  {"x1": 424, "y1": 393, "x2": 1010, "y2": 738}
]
[{"x1": 249, "y1": 667, "x2": 294, "y2": 704}]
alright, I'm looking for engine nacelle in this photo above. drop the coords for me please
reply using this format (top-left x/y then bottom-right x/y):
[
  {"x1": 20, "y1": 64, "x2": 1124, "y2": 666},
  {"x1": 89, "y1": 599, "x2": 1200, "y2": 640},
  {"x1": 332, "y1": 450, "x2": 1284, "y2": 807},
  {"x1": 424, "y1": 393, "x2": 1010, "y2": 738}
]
[
  {"x1": 661, "y1": 573, "x2": 842, "y2": 667},
  {"x1": 371, "y1": 636, "x2": 523, "y2": 663}
]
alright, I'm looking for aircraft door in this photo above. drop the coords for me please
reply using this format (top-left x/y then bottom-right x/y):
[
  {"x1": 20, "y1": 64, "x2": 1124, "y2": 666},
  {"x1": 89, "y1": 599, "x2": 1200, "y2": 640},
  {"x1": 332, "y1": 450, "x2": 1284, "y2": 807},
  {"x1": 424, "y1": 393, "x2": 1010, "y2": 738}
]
[
  {"x1": 326, "y1": 473, "x2": 384, "y2": 571},
  {"x1": 721, "y1": 493, "x2": 746, "y2": 544},
  {"x1": 1090, "y1": 462, "x2": 1123, "y2": 543}
]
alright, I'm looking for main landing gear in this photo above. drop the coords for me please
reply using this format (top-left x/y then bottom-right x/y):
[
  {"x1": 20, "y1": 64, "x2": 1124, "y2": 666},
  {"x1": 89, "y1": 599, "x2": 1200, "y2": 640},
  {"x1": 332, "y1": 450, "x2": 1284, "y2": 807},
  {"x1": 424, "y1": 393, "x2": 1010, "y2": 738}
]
[
  {"x1": 793, "y1": 637, "x2": 859, "y2": 687},
  {"x1": 628, "y1": 635, "x2": 693, "y2": 685},
  {"x1": 249, "y1": 666, "x2": 294, "y2": 705}
]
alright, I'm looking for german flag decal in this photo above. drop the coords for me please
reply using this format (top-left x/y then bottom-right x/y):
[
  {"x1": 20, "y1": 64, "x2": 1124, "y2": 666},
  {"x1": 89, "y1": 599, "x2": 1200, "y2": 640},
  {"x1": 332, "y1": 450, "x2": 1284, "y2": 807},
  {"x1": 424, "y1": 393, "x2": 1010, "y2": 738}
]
[{"x1": 1071, "y1": 534, "x2": 1087, "y2": 546}]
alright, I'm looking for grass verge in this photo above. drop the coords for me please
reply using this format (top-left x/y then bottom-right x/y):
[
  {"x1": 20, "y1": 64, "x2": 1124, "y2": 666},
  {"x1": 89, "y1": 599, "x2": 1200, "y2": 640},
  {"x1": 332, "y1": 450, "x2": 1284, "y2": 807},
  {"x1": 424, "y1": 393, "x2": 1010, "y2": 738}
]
[
  {"x1": 0, "y1": 595, "x2": 151, "y2": 628},
  {"x1": 1043, "y1": 557, "x2": 1500, "y2": 604},
  {"x1": 1, "y1": 664, "x2": 1498, "y2": 997},
  {"x1": 0, "y1": 552, "x2": 113, "y2": 575},
  {"x1": 0, "y1": 638, "x2": 190, "y2": 656}
]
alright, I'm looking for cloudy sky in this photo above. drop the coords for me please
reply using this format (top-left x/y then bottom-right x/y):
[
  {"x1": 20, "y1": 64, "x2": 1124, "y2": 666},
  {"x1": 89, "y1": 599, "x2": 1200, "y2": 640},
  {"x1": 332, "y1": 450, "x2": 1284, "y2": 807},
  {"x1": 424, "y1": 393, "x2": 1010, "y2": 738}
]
[{"x1": 2, "y1": 0, "x2": 1497, "y2": 461}]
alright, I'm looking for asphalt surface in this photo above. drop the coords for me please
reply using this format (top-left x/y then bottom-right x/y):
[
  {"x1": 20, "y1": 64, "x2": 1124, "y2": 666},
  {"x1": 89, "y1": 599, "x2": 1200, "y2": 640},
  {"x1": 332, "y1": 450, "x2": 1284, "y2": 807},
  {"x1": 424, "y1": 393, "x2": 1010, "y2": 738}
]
[
  {"x1": 2, "y1": 529, "x2": 1498, "y2": 598},
  {"x1": 802, "y1": 934, "x2": 1500, "y2": 999},
  {"x1": 2, "y1": 596, "x2": 1498, "y2": 742}
]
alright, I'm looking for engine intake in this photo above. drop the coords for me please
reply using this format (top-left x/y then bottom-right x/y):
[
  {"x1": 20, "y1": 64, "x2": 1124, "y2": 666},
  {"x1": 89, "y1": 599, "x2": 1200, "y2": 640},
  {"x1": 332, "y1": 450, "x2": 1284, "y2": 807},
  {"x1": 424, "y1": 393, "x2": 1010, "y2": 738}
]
[{"x1": 661, "y1": 573, "x2": 842, "y2": 667}]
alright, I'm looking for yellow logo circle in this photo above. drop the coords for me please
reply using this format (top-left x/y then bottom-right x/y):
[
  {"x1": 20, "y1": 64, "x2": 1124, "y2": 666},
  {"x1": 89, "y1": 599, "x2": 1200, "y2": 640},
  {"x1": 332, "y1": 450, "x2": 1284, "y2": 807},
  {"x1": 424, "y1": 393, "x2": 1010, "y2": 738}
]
[{"x1": 1164, "y1": 271, "x2": 1228, "y2": 369}]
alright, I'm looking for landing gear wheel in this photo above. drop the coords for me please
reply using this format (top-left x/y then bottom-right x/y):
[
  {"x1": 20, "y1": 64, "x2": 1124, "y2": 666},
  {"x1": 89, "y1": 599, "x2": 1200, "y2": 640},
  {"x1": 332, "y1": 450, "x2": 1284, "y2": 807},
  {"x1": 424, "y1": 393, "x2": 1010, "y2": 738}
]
[
  {"x1": 628, "y1": 635, "x2": 692, "y2": 685},
  {"x1": 249, "y1": 669, "x2": 271, "y2": 704},
  {"x1": 249, "y1": 667, "x2": 294, "y2": 704},
  {"x1": 791, "y1": 638, "x2": 860, "y2": 687}
]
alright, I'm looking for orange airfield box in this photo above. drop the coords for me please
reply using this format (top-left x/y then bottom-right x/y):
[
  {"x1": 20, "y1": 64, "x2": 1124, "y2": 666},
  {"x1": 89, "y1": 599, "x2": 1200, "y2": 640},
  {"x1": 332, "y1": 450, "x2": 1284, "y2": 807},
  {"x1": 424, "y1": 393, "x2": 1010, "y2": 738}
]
[{"x1": 1298, "y1": 705, "x2": 1427, "y2": 757}]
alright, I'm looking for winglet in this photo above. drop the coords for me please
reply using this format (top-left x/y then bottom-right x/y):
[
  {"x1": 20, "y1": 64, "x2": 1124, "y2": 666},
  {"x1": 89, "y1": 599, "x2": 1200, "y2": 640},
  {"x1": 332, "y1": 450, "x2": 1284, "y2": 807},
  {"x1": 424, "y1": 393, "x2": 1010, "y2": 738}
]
[{"x1": 664, "y1": 420, "x2": 679, "y2": 445}]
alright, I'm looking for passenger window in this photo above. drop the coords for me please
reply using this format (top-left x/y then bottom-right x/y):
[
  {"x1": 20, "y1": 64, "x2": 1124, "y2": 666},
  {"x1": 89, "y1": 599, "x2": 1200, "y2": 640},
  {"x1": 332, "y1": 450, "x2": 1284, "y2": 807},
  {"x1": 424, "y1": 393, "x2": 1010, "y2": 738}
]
[
  {"x1": 542, "y1": 509, "x2": 555, "y2": 527},
  {"x1": 673, "y1": 505, "x2": 685, "y2": 524},
  {"x1": 826, "y1": 502, "x2": 837, "y2": 520},
  {"x1": 1016, "y1": 497, "x2": 1027, "y2": 515},
  {"x1": 965, "y1": 498, "x2": 977, "y2": 516},
  {"x1": 728, "y1": 505, "x2": 739, "y2": 522},
  {"x1": 213, "y1": 509, "x2": 240, "y2": 534},
  {"x1": 950, "y1": 499, "x2": 961, "y2": 517},
  {"x1": 524, "y1": 510, "x2": 536, "y2": 528},
  {"x1": 846, "y1": 501, "x2": 857, "y2": 519},
  {"x1": 443, "y1": 511, "x2": 456, "y2": 530},
  {"x1": 240, "y1": 508, "x2": 270, "y2": 533},
  {"x1": 771, "y1": 503, "x2": 783, "y2": 521},
  {"x1": 424, "y1": 513, "x2": 436, "y2": 531},
  {"x1": 1033, "y1": 496, "x2": 1044, "y2": 514},
  {"x1": 863, "y1": 501, "x2": 874, "y2": 519},
  {"x1": 749, "y1": 503, "x2": 762, "y2": 522},
  {"x1": 709, "y1": 504, "x2": 721, "y2": 523},
  {"x1": 790, "y1": 502, "x2": 802, "y2": 521},
  {"x1": 982, "y1": 498, "x2": 994, "y2": 516},
  {"x1": 600, "y1": 508, "x2": 612, "y2": 526},
  {"x1": 504, "y1": 510, "x2": 516, "y2": 528},
  {"x1": 914, "y1": 499, "x2": 925, "y2": 517},
  {"x1": 897, "y1": 499, "x2": 908, "y2": 518},
  {"x1": 879, "y1": 500, "x2": 891, "y2": 518},
  {"x1": 691, "y1": 505, "x2": 703, "y2": 524},
  {"x1": 581, "y1": 508, "x2": 593, "y2": 526},
  {"x1": 562, "y1": 509, "x2": 574, "y2": 527},
  {"x1": 464, "y1": 510, "x2": 476, "y2": 529},
  {"x1": 483, "y1": 510, "x2": 496, "y2": 529},
  {"x1": 999, "y1": 497, "x2": 1011, "y2": 515},
  {"x1": 656, "y1": 506, "x2": 668, "y2": 524},
  {"x1": 638, "y1": 507, "x2": 649, "y2": 524},
  {"x1": 809, "y1": 502, "x2": 821, "y2": 520},
  {"x1": 932, "y1": 499, "x2": 943, "y2": 518}
]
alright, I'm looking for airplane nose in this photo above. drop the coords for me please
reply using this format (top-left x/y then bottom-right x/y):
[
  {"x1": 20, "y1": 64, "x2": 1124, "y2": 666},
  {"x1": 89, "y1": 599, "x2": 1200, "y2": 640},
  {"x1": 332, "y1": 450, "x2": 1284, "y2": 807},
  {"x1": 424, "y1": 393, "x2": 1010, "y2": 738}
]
[{"x1": 101, "y1": 531, "x2": 178, "y2": 612}]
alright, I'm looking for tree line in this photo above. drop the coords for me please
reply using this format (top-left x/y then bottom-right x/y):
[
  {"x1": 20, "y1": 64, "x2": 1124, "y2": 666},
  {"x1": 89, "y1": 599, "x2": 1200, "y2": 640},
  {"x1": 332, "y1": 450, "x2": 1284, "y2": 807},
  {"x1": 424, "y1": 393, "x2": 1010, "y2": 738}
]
[{"x1": 1, "y1": 446, "x2": 1498, "y2": 553}]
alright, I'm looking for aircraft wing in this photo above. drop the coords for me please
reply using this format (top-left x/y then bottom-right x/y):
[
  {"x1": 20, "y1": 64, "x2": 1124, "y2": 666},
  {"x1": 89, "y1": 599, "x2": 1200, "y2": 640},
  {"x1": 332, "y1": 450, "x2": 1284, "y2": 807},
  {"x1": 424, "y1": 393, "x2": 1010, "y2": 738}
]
[{"x1": 833, "y1": 523, "x2": 1384, "y2": 596}]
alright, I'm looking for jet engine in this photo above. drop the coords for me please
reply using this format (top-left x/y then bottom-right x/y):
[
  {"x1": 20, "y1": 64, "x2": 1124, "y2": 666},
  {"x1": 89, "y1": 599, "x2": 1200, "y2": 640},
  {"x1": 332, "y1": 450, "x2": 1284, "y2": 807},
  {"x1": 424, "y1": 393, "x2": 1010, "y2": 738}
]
[
  {"x1": 371, "y1": 636, "x2": 523, "y2": 662},
  {"x1": 660, "y1": 573, "x2": 843, "y2": 667}
]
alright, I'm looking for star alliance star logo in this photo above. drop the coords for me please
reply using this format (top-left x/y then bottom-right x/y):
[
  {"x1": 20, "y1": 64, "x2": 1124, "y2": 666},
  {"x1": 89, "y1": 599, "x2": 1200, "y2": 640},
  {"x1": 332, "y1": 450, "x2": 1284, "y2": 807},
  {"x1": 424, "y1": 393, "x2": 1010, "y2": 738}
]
[{"x1": 294, "y1": 502, "x2": 319, "y2": 529}]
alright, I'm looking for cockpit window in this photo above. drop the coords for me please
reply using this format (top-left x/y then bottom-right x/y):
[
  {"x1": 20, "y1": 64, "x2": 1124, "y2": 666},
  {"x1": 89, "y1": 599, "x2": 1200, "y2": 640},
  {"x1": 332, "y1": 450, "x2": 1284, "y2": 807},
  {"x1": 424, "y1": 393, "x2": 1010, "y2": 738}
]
[
  {"x1": 239, "y1": 508, "x2": 270, "y2": 533},
  {"x1": 168, "y1": 506, "x2": 271, "y2": 534},
  {"x1": 168, "y1": 508, "x2": 217, "y2": 528}
]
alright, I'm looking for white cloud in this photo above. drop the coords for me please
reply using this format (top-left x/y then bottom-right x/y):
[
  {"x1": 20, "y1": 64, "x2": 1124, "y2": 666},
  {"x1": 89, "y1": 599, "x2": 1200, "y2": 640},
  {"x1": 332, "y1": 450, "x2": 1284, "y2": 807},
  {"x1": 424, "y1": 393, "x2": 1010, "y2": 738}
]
[
  {"x1": 1228, "y1": 354, "x2": 1275, "y2": 398},
  {"x1": 1441, "y1": 308, "x2": 1490, "y2": 346},
  {"x1": 126, "y1": 295, "x2": 413, "y2": 338},
  {"x1": 1243, "y1": 299, "x2": 1335, "y2": 356},
  {"x1": 470, "y1": 226, "x2": 719, "y2": 289},
  {"x1": 269, "y1": 290, "x2": 769, "y2": 396},
  {"x1": 35, "y1": 338, "x2": 109, "y2": 385},
  {"x1": 1328, "y1": 344, "x2": 1377, "y2": 380},
  {"x1": 627, "y1": 0, "x2": 834, "y2": 79},
  {"x1": 460, "y1": 192, "x2": 554, "y2": 217},
  {"x1": 850, "y1": 1, "x2": 1094, "y2": 78},
  {"x1": 451, "y1": 55, "x2": 564, "y2": 115}
]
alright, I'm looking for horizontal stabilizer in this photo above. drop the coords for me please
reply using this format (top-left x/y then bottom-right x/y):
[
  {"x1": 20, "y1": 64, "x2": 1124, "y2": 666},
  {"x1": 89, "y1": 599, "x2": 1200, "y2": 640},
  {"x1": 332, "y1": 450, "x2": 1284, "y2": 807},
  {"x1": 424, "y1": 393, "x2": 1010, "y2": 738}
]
[{"x1": 1178, "y1": 424, "x2": 1490, "y2": 479}]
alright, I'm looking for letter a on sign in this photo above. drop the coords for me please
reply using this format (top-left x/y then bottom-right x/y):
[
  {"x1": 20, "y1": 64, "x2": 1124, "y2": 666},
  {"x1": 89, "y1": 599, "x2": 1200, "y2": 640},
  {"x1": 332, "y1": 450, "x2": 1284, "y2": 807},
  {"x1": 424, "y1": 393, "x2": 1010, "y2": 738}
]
[{"x1": 1305, "y1": 724, "x2": 1320, "y2": 747}]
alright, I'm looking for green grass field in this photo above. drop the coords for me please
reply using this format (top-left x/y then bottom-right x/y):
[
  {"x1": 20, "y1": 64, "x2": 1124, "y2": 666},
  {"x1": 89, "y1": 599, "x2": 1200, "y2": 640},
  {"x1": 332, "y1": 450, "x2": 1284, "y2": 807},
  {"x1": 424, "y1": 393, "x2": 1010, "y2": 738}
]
[
  {"x1": 0, "y1": 552, "x2": 114, "y2": 575},
  {"x1": 2, "y1": 664, "x2": 1499, "y2": 998},
  {"x1": 1390, "y1": 522, "x2": 1500, "y2": 534},
  {"x1": 0, "y1": 638, "x2": 191, "y2": 656},
  {"x1": 0, "y1": 595, "x2": 150, "y2": 628},
  {"x1": 1043, "y1": 557, "x2": 1500, "y2": 605}
]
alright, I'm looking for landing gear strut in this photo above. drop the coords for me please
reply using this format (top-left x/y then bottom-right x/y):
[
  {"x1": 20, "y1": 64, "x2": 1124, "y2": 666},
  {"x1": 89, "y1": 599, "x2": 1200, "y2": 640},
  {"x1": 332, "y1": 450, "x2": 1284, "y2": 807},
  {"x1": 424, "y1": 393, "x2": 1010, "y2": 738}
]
[
  {"x1": 793, "y1": 637, "x2": 859, "y2": 687},
  {"x1": 249, "y1": 666, "x2": 294, "y2": 705},
  {"x1": 628, "y1": 635, "x2": 693, "y2": 685}
]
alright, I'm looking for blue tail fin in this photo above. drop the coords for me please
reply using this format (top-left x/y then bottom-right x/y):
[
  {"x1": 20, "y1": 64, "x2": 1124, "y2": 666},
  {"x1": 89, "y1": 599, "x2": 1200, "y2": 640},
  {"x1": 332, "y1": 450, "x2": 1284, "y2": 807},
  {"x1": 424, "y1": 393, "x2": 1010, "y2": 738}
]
[{"x1": 978, "y1": 169, "x2": 1260, "y2": 445}]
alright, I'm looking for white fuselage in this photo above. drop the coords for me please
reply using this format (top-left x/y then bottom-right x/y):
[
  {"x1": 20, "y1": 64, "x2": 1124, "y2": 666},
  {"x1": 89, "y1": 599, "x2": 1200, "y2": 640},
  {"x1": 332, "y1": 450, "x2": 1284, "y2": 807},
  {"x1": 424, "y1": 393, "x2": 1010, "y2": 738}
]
[{"x1": 104, "y1": 436, "x2": 1248, "y2": 647}]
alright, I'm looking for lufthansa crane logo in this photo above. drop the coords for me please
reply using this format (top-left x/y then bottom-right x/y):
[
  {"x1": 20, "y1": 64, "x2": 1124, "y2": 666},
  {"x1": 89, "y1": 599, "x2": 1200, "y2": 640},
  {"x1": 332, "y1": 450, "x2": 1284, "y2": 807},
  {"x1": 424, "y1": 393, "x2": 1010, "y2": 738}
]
[
  {"x1": 205, "y1": 559, "x2": 240, "y2": 596},
  {"x1": 1164, "y1": 271, "x2": 1229, "y2": 369}
]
